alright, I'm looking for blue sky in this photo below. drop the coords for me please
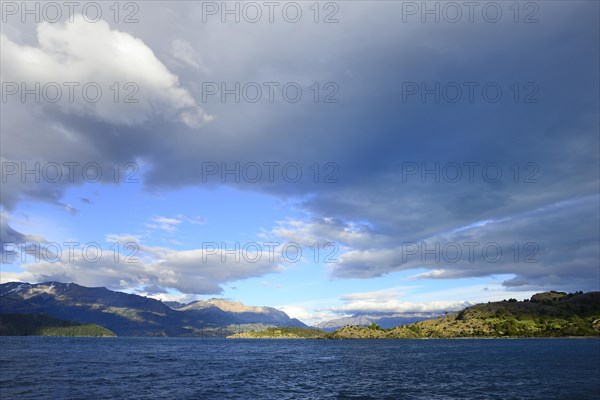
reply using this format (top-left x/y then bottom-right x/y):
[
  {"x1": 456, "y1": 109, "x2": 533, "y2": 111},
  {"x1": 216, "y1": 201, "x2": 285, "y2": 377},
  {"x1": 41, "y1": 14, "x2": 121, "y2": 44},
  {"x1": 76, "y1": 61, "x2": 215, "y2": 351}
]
[{"x1": 1, "y1": 1, "x2": 599, "y2": 324}]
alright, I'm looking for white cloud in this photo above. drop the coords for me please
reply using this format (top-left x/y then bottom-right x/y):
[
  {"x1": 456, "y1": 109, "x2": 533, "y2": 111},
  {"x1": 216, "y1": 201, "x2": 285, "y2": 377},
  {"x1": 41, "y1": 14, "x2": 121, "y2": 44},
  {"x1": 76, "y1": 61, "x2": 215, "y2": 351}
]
[
  {"x1": 105, "y1": 233, "x2": 142, "y2": 244},
  {"x1": 185, "y1": 215, "x2": 206, "y2": 225},
  {"x1": 271, "y1": 218, "x2": 386, "y2": 250},
  {"x1": 329, "y1": 299, "x2": 470, "y2": 314},
  {"x1": 408, "y1": 283, "x2": 539, "y2": 305},
  {"x1": 171, "y1": 39, "x2": 210, "y2": 73},
  {"x1": 5, "y1": 235, "x2": 285, "y2": 295},
  {"x1": 408, "y1": 270, "x2": 451, "y2": 279},
  {"x1": 0, "y1": 271, "x2": 29, "y2": 284},
  {"x1": 311, "y1": 284, "x2": 542, "y2": 319},
  {"x1": 146, "y1": 215, "x2": 183, "y2": 233},
  {"x1": 1, "y1": 17, "x2": 212, "y2": 127},
  {"x1": 135, "y1": 290, "x2": 199, "y2": 306},
  {"x1": 277, "y1": 291, "x2": 469, "y2": 325},
  {"x1": 340, "y1": 288, "x2": 408, "y2": 302},
  {"x1": 276, "y1": 305, "x2": 338, "y2": 326},
  {"x1": 144, "y1": 215, "x2": 205, "y2": 233}
]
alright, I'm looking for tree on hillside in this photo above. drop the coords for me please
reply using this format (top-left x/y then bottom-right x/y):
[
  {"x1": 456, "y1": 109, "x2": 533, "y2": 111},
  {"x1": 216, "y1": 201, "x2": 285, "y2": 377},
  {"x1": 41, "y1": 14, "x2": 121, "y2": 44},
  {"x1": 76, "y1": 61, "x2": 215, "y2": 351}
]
[{"x1": 368, "y1": 323, "x2": 381, "y2": 331}]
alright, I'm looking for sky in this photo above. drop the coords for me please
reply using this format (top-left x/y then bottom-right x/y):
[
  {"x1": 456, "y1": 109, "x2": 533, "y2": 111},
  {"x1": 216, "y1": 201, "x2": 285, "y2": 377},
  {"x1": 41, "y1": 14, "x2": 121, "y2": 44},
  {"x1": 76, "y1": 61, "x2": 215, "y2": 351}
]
[{"x1": 0, "y1": 1, "x2": 598, "y2": 325}]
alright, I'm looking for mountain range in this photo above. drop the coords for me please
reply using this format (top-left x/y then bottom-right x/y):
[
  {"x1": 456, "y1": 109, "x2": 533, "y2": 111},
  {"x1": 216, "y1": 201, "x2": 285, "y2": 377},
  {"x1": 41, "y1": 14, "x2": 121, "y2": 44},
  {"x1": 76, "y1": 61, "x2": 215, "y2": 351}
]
[
  {"x1": 0, "y1": 282, "x2": 307, "y2": 336},
  {"x1": 2, "y1": 282, "x2": 599, "y2": 338},
  {"x1": 315, "y1": 313, "x2": 441, "y2": 331}
]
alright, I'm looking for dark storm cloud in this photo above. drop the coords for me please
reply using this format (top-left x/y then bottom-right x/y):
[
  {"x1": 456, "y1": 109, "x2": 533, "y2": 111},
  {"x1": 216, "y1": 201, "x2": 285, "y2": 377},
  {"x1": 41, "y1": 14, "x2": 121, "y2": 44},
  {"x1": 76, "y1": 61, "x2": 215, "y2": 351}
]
[{"x1": 327, "y1": 195, "x2": 599, "y2": 292}]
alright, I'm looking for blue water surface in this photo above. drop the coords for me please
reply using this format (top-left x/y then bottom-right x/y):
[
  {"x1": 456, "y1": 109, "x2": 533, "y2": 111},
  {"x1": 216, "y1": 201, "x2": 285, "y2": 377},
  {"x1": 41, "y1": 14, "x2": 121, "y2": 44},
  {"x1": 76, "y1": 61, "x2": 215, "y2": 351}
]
[{"x1": 1, "y1": 337, "x2": 599, "y2": 399}]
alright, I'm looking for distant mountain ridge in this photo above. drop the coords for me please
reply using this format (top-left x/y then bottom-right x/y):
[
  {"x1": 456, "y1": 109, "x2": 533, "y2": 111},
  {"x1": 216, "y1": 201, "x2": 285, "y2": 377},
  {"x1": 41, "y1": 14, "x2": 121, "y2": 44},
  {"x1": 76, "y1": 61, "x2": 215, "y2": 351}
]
[
  {"x1": 0, "y1": 282, "x2": 307, "y2": 336},
  {"x1": 182, "y1": 298, "x2": 304, "y2": 326},
  {"x1": 315, "y1": 313, "x2": 441, "y2": 331}
]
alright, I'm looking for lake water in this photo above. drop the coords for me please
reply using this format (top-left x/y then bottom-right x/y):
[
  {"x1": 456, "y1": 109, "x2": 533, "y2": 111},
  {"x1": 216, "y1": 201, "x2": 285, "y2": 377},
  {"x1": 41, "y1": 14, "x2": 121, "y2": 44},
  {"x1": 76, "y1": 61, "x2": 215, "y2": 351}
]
[{"x1": 1, "y1": 338, "x2": 599, "y2": 399}]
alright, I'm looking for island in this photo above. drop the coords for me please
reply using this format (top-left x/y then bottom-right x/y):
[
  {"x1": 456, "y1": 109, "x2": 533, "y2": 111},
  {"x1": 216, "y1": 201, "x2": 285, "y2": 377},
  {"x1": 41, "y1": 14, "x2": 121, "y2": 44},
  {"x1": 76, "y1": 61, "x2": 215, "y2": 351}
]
[{"x1": 0, "y1": 313, "x2": 116, "y2": 337}]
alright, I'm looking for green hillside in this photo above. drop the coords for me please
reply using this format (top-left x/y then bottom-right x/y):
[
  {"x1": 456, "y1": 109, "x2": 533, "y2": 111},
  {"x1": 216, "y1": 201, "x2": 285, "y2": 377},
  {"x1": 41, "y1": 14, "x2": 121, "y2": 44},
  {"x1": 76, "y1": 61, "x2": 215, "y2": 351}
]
[
  {"x1": 330, "y1": 291, "x2": 600, "y2": 339},
  {"x1": 228, "y1": 327, "x2": 328, "y2": 339},
  {"x1": 0, "y1": 313, "x2": 116, "y2": 337}
]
